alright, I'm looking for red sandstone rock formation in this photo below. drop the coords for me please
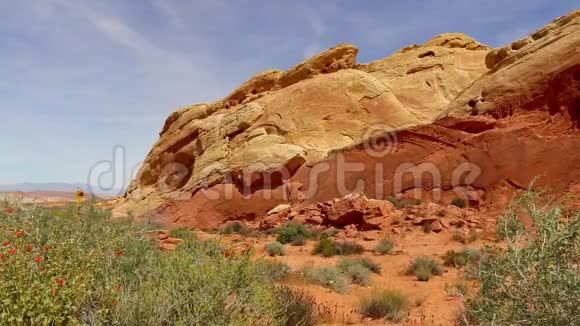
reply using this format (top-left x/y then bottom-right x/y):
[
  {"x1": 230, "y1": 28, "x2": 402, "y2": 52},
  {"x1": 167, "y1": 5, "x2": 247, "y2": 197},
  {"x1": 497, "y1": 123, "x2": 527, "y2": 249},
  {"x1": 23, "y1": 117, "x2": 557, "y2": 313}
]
[{"x1": 114, "y1": 11, "x2": 580, "y2": 230}]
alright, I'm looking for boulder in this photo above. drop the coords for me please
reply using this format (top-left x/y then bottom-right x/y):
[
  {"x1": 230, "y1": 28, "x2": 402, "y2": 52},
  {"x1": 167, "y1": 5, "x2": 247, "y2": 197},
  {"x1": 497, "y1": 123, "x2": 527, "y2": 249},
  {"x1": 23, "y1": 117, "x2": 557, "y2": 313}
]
[
  {"x1": 431, "y1": 220, "x2": 444, "y2": 233},
  {"x1": 267, "y1": 204, "x2": 291, "y2": 215},
  {"x1": 326, "y1": 194, "x2": 368, "y2": 227}
]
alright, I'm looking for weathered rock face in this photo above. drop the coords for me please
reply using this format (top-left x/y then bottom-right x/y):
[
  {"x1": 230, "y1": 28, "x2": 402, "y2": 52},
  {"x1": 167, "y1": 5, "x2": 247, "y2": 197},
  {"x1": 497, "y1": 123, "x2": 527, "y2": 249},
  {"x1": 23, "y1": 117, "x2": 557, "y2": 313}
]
[
  {"x1": 359, "y1": 33, "x2": 490, "y2": 121},
  {"x1": 440, "y1": 10, "x2": 580, "y2": 120},
  {"x1": 116, "y1": 11, "x2": 579, "y2": 229},
  {"x1": 117, "y1": 33, "x2": 490, "y2": 217}
]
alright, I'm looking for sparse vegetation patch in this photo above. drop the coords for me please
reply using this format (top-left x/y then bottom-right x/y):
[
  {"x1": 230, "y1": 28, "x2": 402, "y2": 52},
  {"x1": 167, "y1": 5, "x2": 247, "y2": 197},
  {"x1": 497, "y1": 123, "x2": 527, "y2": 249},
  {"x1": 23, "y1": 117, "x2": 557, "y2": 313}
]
[
  {"x1": 276, "y1": 222, "x2": 315, "y2": 244},
  {"x1": 313, "y1": 238, "x2": 364, "y2": 257},
  {"x1": 375, "y1": 238, "x2": 395, "y2": 255},
  {"x1": 265, "y1": 241, "x2": 286, "y2": 256},
  {"x1": 407, "y1": 257, "x2": 443, "y2": 281},
  {"x1": 360, "y1": 289, "x2": 410, "y2": 322}
]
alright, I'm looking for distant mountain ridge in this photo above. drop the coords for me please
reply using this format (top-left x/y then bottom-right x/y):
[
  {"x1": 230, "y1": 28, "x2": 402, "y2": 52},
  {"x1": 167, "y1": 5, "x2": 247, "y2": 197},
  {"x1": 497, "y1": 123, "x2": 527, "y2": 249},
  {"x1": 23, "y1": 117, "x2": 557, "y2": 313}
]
[{"x1": 0, "y1": 183, "x2": 124, "y2": 196}]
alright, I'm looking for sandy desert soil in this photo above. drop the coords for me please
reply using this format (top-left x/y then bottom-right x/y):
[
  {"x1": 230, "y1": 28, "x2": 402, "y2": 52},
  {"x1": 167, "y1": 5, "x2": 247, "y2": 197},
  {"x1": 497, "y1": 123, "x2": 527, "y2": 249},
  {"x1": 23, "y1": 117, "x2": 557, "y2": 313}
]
[{"x1": 194, "y1": 228, "x2": 480, "y2": 325}]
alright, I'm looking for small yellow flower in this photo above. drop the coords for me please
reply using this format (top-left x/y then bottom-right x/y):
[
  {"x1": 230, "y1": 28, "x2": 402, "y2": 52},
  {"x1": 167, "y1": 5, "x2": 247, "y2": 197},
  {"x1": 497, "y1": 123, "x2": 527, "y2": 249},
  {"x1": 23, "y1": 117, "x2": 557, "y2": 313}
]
[{"x1": 76, "y1": 189, "x2": 86, "y2": 204}]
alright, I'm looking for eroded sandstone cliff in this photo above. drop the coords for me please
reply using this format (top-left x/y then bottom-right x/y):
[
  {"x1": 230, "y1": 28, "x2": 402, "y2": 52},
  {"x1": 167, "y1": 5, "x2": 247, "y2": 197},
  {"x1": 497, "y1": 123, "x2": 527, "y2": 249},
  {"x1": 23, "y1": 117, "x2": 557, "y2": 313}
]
[{"x1": 115, "y1": 11, "x2": 579, "y2": 229}]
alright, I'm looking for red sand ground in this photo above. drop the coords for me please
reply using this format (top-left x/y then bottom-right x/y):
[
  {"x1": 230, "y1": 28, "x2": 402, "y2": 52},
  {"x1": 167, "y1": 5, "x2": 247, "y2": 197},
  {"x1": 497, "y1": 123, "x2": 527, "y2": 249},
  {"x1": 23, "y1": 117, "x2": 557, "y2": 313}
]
[{"x1": 195, "y1": 227, "x2": 483, "y2": 326}]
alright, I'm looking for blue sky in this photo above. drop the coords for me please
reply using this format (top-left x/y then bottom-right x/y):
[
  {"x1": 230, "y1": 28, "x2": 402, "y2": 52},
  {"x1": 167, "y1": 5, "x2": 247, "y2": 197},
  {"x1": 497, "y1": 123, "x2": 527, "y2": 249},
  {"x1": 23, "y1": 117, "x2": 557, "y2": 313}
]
[{"x1": 0, "y1": 0, "x2": 576, "y2": 191}]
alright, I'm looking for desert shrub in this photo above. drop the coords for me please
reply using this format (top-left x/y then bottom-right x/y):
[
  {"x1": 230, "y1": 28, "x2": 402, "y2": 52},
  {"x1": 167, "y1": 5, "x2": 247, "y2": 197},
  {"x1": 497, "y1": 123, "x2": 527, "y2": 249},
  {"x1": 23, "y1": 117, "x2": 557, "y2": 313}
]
[
  {"x1": 0, "y1": 203, "x2": 288, "y2": 325},
  {"x1": 338, "y1": 258, "x2": 382, "y2": 286},
  {"x1": 342, "y1": 263, "x2": 370, "y2": 286},
  {"x1": 452, "y1": 230, "x2": 467, "y2": 243},
  {"x1": 313, "y1": 239, "x2": 364, "y2": 257},
  {"x1": 387, "y1": 196, "x2": 421, "y2": 209},
  {"x1": 445, "y1": 281, "x2": 470, "y2": 297},
  {"x1": 220, "y1": 221, "x2": 251, "y2": 236},
  {"x1": 357, "y1": 257, "x2": 382, "y2": 274},
  {"x1": 452, "y1": 230, "x2": 480, "y2": 244},
  {"x1": 415, "y1": 265, "x2": 432, "y2": 281},
  {"x1": 257, "y1": 260, "x2": 292, "y2": 282},
  {"x1": 375, "y1": 238, "x2": 395, "y2": 255},
  {"x1": 339, "y1": 257, "x2": 382, "y2": 274},
  {"x1": 452, "y1": 198, "x2": 467, "y2": 208},
  {"x1": 335, "y1": 240, "x2": 365, "y2": 255},
  {"x1": 442, "y1": 248, "x2": 481, "y2": 268},
  {"x1": 463, "y1": 190, "x2": 580, "y2": 325},
  {"x1": 455, "y1": 280, "x2": 470, "y2": 297},
  {"x1": 407, "y1": 257, "x2": 443, "y2": 281},
  {"x1": 303, "y1": 267, "x2": 349, "y2": 294},
  {"x1": 265, "y1": 241, "x2": 286, "y2": 256},
  {"x1": 264, "y1": 228, "x2": 279, "y2": 235},
  {"x1": 276, "y1": 222, "x2": 314, "y2": 244},
  {"x1": 290, "y1": 235, "x2": 306, "y2": 246},
  {"x1": 319, "y1": 228, "x2": 340, "y2": 239},
  {"x1": 117, "y1": 245, "x2": 279, "y2": 325},
  {"x1": 313, "y1": 238, "x2": 337, "y2": 257},
  {"x1": 360, "y1": 289, "x2": 410, "y2": 322},
  {"x1": 496, "y1": 214, "x2": 526, "y2": 240},
  {"x1": 468, "y1": 230, "x2": 480, "y2": 242},
  {"x1": 274, "y1": 286, "x2": 319, "y2": 326},
  {"x1": 168, "y1": 227, "x2": 196, "y2": 241},
  {"x1": 313, "y1": 238, "x2": 336, "y2": 257}
]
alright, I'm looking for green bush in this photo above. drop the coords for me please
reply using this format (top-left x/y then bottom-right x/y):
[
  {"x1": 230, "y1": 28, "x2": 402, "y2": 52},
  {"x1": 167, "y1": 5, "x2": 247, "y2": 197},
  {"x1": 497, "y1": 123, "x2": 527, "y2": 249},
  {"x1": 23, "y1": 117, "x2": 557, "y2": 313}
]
[
  {"x1": 265, "y1": 241, "x2": 286, "y2": 256},
  {"x1": 496, "y1": 214, "x2": 526, "y2": 240},
  {"x1": 257, "y1": 260, "x2": 292, "y2": 282},
  {"x1": 220, "y1": 221, "x2": 251, "y2": 236},
  {"x1": 463, "y1": 190, "x2": 580, "y2": 325},
  {"x1": 0, "y1": 203, "x2": 290, "y2": 325},
  {"x1": 452, "y1": 198, "x2": 467, "y2": 208},
  {"x1": 342, "y1": 263, "x2": 370, "y2": 286},
  {"x1": 468, "y1": 230, "x2": 480, "y2": 242},
  {"x1": 313, "y1": 239, "x2": 364, "y2": 257},
  {"x1": 415, "y1": 265, "x2": 433, "y2": 281},
  {"x1": 303, "y1": 267, "x2": 349, "y2": 294},
  {"x1": 375, "y1": 238, "x2": 395, "y2": 255},
  {"x1": 276, "y1": 223, "x2": 314, "y2": 244},
  {"x1": 313, "y1": 238, "x2": 337, "y2": 257},
  {"x1": 442, "y1": 248, "x2": 481, "y2": 268},
  {"x1": 290, "y1": 235, "x2": 306, "y2": 246},
  {"x1": 168, "y1": 227, "x2": 196, "y2": 241},
  {"x1": 454, "y1": 280, "x2": 470, "y2": 297},
  {"x1": 319, "y1": 228, "x2": 339, "y2": 239},
  {"x1": 407, "y1": 257, "x2": 443, "y2": 281},
  {"x1": 357, "y1": 257, "x2": 382, "y2": 275},
  {"x1": 274, "y1": 286, "x2": 320, "y2": 326},
  {"x1": 360, "y1": 289, "x2": 410, "y2": 322},
  {"x1": 338, "y1": 258, "x2": 382, "y2": 275},
  {"x1": 335, "y1": 241, "x2": 365, "y2": 255}
]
